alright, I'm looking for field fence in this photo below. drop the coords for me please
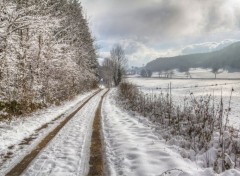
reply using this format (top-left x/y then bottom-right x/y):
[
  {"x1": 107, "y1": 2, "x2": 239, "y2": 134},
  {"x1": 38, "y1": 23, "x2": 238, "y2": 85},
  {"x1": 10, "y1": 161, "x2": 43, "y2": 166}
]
[{"x1": 137, "y1": 81, "x2": 240, "y2": 91}]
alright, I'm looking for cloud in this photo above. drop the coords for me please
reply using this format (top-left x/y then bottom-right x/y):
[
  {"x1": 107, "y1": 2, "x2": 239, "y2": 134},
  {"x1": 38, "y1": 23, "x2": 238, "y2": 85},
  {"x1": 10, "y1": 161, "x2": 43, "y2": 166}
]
[
  {"x1": 97, "y1": 39, "x2": 238, "y2": 66},
  {"x1": 84, "y1": 0, "x2": 240, "y2": 42},
  {"x1": 82, "y1": 0, "x2": 240, "y2": 66},
  {"x1": 98, "y1": 39, "x2": 180, "y2": 66}
]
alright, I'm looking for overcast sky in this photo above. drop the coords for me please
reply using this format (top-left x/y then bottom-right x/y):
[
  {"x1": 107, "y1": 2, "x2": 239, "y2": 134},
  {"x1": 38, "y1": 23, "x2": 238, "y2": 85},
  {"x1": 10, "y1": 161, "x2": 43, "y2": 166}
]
[{"x1": 81, "y1": 0, "x2": 240, "y2": 66}]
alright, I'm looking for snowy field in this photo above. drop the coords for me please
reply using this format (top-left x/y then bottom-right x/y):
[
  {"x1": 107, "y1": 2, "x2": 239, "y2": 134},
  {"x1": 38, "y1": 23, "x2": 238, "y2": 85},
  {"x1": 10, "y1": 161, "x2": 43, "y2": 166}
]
[{"x1": 127, "y1": 77, "x2": 240, "y2": 128}]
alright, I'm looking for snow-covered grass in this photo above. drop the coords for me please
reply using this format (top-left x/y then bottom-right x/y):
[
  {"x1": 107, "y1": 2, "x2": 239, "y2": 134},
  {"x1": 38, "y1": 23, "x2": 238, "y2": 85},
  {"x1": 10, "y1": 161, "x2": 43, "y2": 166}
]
[
  {"x1": 118, "y1": 82, "x2": 240, "y2": 174},
  {"x1": 102, "y1": 89, "x2": 240, "y2": 176},
  {"x1": 0, "y1": 89, "x2": 98, "y2": 174},
  {"x1": 127, "y1": 77, "x2": 240, "y2": 128}
]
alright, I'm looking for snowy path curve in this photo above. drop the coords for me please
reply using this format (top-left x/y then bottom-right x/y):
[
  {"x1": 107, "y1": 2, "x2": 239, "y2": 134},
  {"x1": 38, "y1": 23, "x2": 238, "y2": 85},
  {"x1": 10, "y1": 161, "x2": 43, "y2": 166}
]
[
  {"x1": 18, "y1": 89, "x2": 107, "y2": 176},
  {"x1": 102, "y1": 89, "x2": 216, "y2": 176}
]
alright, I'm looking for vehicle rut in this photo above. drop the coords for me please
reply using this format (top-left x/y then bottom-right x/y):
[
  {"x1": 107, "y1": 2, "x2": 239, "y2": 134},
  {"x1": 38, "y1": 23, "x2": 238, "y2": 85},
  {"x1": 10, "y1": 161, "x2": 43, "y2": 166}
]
[{"x1": 88, "y1": 89, "x2": 109, "y2": 176}]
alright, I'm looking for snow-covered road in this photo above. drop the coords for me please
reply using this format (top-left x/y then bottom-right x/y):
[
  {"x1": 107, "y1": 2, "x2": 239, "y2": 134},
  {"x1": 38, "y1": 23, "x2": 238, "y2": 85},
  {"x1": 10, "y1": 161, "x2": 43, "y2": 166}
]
[
  {"x1": 102, "y1": 89, "x2": 232, "y2": 176},
  {"x1": 0, "y1": 90, "x2": 99, "y2": 175},
  {"x1": 20, "y1": 89, "x2": 107, "y2": 176}
]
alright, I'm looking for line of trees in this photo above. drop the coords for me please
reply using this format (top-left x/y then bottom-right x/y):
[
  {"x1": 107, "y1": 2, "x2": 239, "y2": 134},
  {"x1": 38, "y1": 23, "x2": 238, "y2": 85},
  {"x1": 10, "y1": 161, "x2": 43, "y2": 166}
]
[
  {"x1": 140, "y1": 68, "x2": 152, "y2": 78},
  {"x1": 100, "y1": 44, "x2": 127, "y2": 87},
  {"x1": 0, "y1": 0, "x2": 98, "y2": 117}
]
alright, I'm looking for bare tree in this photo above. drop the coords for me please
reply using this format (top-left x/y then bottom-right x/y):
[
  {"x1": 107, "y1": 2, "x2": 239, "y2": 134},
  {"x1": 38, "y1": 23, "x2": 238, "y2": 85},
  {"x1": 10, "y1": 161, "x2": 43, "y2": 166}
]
[
  {"x1": 141, "y1": 68, "x2": 152, "y2": 77},
  {"x1": 158, "y1": 71, "x2": 162, "y2": 78},
  {"x1": 110, "y1": 44, "x2": 127, "y2": 86},
  {"x1": 185, "y1": 71, "x2": 192, "y2": 79},
  {"x1": 212, "y1": 67, "x2": 223, "y2": 79},
  {"x1": 101, "y1": 58, "x2": 114, "y2": 87}
]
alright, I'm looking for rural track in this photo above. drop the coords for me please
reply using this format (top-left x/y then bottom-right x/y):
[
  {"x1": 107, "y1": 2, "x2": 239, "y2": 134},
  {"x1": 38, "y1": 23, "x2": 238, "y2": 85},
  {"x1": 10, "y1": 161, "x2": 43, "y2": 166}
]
[
  {"x1": 5, "y1": 89, "x2": 107, "y2": 176},
  {"x1": 88, "y1": 89, "x2": 110, "y2": 176}
]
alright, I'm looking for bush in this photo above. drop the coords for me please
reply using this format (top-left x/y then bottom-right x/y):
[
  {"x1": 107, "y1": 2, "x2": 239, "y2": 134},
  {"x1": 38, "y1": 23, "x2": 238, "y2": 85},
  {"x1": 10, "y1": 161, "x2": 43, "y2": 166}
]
[{"x1": 118, "y1": 82, "x2": 239, "y2": 173}]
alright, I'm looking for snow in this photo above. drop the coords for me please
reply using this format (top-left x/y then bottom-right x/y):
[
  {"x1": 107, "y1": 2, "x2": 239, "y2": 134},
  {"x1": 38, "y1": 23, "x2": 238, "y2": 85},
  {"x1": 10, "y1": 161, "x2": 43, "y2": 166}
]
[
  {"x1": 127, "y1": 77, "x2": 240, "y2": 128},
  {"x1": 102, "y1": 89, "x2": 233, "y2": 176},
  {"x1": 22, "y1": 90, "x2": 107, "y2": 176},
  {"x1": 0, "y1": 89, "x2": 98, "y2": 175}
]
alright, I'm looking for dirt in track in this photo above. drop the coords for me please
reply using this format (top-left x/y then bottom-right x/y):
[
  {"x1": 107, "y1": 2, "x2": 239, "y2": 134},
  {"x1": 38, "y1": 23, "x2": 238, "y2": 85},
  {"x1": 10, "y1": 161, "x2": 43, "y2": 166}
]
[
  {"x1": 6, "y1": 90, "x2": 101, "y2": 176},
  {"x1": 88, "y1": 90, "x2": 109, "y2": 176}
]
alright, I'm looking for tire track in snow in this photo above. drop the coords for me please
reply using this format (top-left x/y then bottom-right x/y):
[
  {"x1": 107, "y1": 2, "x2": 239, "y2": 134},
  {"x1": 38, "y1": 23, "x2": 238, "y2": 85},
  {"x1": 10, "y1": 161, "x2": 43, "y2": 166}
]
[
  {"x1": 88, "y1": 89, "x2": 109, "y2": 176},
  {"x1": 5, "y1": 89, "x2": 104, "y2": 176}
]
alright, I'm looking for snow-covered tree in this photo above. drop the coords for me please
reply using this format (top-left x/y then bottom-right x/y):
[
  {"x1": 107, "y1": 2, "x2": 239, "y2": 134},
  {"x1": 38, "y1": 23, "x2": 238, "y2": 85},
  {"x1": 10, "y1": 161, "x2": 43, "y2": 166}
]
[
  {"x1": 110, "y1": 44, "x2": 127, "y2": 86},
  {"x1": 0, "y1": 0, "x2": 98, "y2": 117}
]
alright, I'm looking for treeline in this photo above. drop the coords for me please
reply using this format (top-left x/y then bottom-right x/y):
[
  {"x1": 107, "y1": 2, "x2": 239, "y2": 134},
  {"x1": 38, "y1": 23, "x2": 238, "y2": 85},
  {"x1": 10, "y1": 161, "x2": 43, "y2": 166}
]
[
  {"x1": 0, "y1": 0, "x2": 98, "y2": 118},
  {"x1": 99, "y1": 44, "x2": 127, "y2": 87},
  {"x1": 146, "y1": 41, "x2": 240, "y2": 73}
]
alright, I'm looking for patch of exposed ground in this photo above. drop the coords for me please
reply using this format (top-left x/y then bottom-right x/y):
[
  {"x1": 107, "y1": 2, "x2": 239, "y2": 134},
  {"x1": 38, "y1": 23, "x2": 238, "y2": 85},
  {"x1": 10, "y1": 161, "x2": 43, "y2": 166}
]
[{"x1": 88, "y1": 90, "x2": 109, "y2": 176}]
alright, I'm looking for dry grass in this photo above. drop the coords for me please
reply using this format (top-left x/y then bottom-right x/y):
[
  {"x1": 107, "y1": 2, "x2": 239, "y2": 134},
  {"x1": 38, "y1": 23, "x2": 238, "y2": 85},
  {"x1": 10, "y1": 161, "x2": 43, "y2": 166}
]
[{"x1": 118, "y1": 82, "x2": 239, "y2": 173}]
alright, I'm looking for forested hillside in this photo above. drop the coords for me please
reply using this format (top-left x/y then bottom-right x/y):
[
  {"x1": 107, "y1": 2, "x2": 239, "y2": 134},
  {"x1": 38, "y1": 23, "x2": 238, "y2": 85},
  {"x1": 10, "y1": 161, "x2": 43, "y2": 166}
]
[
  {"x1": 146, "y1": 42, "x2": 240, "y2": 72},
  {"x1": 0, "y1": 0, "x2": 98, "y2": 118}
]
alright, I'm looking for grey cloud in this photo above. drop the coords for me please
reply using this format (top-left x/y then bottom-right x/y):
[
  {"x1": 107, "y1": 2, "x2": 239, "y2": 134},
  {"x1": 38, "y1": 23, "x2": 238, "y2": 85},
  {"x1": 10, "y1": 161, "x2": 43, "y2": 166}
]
[
  {"x1": 82, "y1": 0, "x2": 240, "y2": 66},
  {"x1": 91, "y1": 0, "x2": 240, "y2": 42},
  {"x1": 95, "y1": 1, "x2": 191, "y2": 41},
  {"x1": 121, "y1": 41, "x2": 140, "y2": 55},
  {"x1": 202, "y1": 1, "x2": 238, "y2": 32}
]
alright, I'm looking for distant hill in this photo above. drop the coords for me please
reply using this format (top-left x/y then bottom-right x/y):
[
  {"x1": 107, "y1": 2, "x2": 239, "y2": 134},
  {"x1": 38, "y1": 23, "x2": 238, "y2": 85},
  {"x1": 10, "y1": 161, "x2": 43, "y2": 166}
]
[{"x1": 146, "y1": 42, "x2": 240, "y2": 72}]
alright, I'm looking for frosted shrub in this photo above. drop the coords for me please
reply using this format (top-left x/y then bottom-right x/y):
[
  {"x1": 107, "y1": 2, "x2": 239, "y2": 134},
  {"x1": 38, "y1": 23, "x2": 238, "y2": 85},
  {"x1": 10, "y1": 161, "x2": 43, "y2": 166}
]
[{"x1": 119, "y1": 82, "x2": 239, "y2": 173}]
